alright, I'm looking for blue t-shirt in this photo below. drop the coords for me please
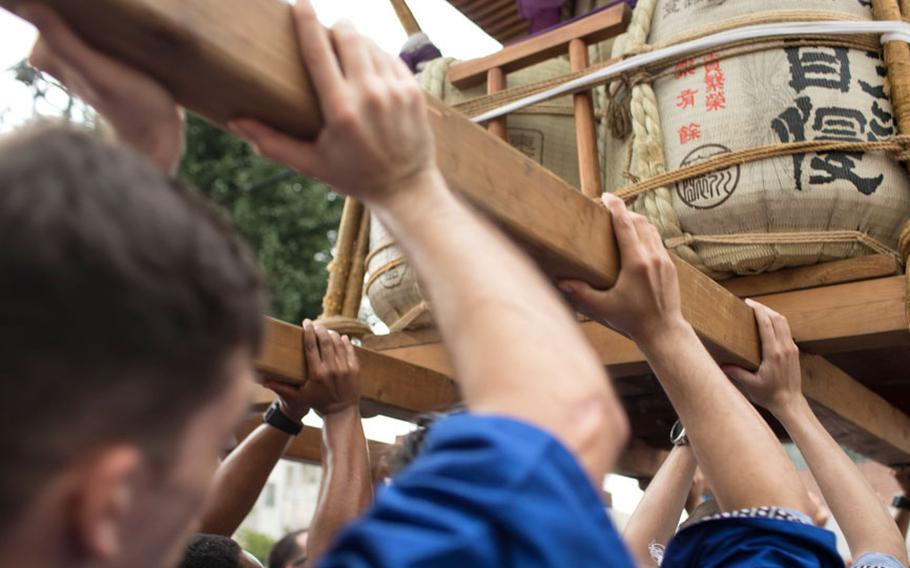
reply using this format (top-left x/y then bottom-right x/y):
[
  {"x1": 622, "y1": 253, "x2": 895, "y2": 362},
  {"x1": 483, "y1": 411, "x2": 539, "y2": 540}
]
[
  {"x1": 663, "y1": 514, "x2": 844, "y2": 567},
  {"x1": 318, "y1": 413, "x2": 636, "y2": 568}
]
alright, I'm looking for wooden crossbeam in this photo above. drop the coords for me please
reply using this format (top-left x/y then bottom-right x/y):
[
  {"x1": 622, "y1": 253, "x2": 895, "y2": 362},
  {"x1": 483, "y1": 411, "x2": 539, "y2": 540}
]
[
  {"x1": 801, "y1": 355, "x2": 910, "y2": 466},
  {"x1": 8, "y1": 0, "x2": 909, "y2": 464},
  {"x1": 235, "y1": 418, "x2": 392, "y2": 466},
  {"x1": 722, "y1": 255, "x2": 902, "y2": 298},
  {"x1": 236, "y1": 416, "x2": 669, "y2": 480},
  {"x1": 258, "y1": 318, "x2": 458, "y2": 419},
  {"x1": 446, "y1": 3, "x2": 631, "y2": 88},
  {"x1": 365, "y1": 276, "x2": 910, "y2": 376}
]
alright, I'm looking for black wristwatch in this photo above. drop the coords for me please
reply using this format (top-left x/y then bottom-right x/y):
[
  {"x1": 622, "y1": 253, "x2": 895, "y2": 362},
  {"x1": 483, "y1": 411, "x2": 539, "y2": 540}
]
[
  {"x1": 263, "y1": 401, "x2": 303, "y2": 436},
  {"x1": 670, "y1": 420, "x2": 689, "y2": 447},
  {"x1": 892, "y1": 495, "x2": 910, "y2": 511}
]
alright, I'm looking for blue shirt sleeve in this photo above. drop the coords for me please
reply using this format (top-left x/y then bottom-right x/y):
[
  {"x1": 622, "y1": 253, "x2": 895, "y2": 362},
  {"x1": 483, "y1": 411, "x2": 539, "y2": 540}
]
[
  {"x1": 663, "y1": 516, "x2": 844, "y2": 568},
  {"x1": 318, "y1": 413, "x2": 636, "y2": 568}
]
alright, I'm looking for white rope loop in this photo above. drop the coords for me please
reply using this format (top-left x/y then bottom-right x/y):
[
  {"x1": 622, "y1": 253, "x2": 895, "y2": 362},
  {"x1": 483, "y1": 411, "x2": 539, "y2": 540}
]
[{"x1": 471, "y1": 19, "x2": 910, "y2": 124}]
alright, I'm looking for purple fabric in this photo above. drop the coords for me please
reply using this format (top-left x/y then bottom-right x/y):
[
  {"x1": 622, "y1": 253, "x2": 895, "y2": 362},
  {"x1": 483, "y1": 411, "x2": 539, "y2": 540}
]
[
  {"x1": 399, "y1": 42, "x2": 442, "y2": 74},
  {"x1": 516, "y1": 0, "x2": 565, "y2": 33},
  {"x1": 511, "y1": 0, "x2": 637, "y2": 43}
]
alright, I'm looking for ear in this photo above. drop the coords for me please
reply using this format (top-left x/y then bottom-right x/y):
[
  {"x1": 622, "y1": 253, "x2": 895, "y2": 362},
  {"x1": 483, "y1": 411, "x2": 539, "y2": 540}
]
[{"x1": 69, "y1": 446, "x2": 142, "y2": 561}]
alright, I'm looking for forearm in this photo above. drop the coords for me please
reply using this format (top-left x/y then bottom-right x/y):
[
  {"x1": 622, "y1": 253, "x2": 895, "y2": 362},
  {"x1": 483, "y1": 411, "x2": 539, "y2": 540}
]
[
  {"x1": 639, "y1": 322, "x2": 809, "y2": 513},
  {"x1": 198, "y1": 424, "x2": 291, "y2": 535},
  {"x1": 306, "y1": 407, "x2": 373, "y2": 566},
  {"x1": 777, "y1": 398, "x2": 908, "y2": 562},
  {"x1": 623, "y1": 446, "x2": 697, "y2": 567},
  {"x1": 372, "y1": 172, "x2": 624, "y2": 477},
  {"x1": 895, "y1": 508, "x2": 910, "y2": 539}
]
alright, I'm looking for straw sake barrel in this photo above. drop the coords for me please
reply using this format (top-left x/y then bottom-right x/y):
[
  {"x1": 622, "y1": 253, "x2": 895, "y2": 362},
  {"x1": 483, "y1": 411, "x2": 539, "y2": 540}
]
[
  {"x1": 365, "y1": 57, "x2": 581, "y2": 331},
  {"x1": 605, "y1": 0, "x2": 910, "y2": 278}
]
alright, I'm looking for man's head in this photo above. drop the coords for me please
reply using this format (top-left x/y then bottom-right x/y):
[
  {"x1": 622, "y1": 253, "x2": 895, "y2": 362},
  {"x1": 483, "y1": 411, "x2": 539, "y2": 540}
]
[
  {"x1": 0, "y1": 125, "x2": 264, "y2": 567},
  {"x1": 268, "y1": 530, "x2": 308, "y2": 568},
  {"x1": 180, "y1": 534, "x2": 264, "y2": 568}
]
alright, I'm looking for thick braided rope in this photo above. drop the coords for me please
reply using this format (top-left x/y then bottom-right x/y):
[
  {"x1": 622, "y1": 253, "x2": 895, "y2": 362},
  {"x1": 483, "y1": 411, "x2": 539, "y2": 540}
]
[
  {"x1": 616, "y1": 136, "x2": 910, "y2": 200},
  {"x1": 611, "y1": 0, "x2": 718, "y2": 276}
]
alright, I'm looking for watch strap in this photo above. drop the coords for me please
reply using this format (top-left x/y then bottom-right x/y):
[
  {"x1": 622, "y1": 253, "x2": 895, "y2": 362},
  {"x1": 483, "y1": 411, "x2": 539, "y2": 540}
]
[
  {"x1": 264, "y1": 401, "x2": 303, "y2": 436},
  {"x1": 892, "y1": 495, "x2": 910, "y2": 510}
]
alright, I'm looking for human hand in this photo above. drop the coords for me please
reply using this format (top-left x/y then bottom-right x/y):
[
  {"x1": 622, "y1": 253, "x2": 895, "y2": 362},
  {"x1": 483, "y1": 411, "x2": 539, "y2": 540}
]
[
  {"x1": 264, "y1": 320, "x2": 361, "y2": 419},
  {"x1": 19, "y1": 4, "x2": 185, "y2": 174},
  {"x1": 722, "y1": 300, "x2": 804, "y2": 417},
  {"x1": 228, "y1": 0, "x2": 438, "y2": 208},
  {"x1": 557, "y1": 193, "x2": 684, "y2": 345}
]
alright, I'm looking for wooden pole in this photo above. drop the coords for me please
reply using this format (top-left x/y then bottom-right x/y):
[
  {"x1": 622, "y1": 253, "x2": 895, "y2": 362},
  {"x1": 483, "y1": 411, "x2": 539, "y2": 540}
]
[
  {"x1": 317, "y1": 198, "x2": 372, "y2": 338},
  {"x1": 568, "y1": 38, "x2": 603, "y2": 199},
  {"x1": 873, "y1": 0, "x2": 910, "y2": 161},
  {"x1": 341, "y1": 211, "x2": 371, "y2": 319},
  {"x1": 486, "y1": 67, "x2": 508, "y2": 140},
  {"x1": 320, "y1": 197, "x2": 364, "y2": 317},
  {"x1": 388, "y1": 0, "x2": 421, "y2": 36}
]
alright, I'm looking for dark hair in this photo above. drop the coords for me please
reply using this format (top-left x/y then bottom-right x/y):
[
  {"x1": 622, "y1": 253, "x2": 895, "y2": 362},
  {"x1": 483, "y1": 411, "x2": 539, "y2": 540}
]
[
  {"x1": 0, "y1": 125, "x2": 264, "y2": 528},
  {"x1": 180, "y1": 534, "x2": 242, "y2": 568},
  {"x1": 268, "y1": 529, "x2": 307, "y2": 568},
  {"x1": 385, "y1": 408, "x2": 461, "y2": 477}
]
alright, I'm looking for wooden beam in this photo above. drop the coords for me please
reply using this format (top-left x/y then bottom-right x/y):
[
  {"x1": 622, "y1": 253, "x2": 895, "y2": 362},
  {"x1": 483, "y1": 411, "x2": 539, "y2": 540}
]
[
  {"x1": 759, "y1": 276, "x2": 910, "y2": 354},
  {"x1": 258, "y1": 318, "x2": 458, "y2": 419},
  {"x1": 615, "y1": 438, "x2": 669, "y2": 479},
  {"x1": 0, "y1": 0, "x2": 323, "y2": 139},
  {"x1": 802, "y1": 354, "x2": 910, "y2": 466},
  {"x1": 722, "y1": 255, "x2": 902, "y2": 298},
  {"x1": 446, "y1": 3, "x2": 631, "y2": 88},
  {"x1": 235, "y1": 418, "x2": 392, "y2": 466}
]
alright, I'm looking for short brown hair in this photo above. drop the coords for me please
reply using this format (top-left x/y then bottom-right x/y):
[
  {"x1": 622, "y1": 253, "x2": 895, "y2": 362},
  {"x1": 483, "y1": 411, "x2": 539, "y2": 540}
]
[{"x1": 0, "y1": 124, "x2": 264, "y2": 527}]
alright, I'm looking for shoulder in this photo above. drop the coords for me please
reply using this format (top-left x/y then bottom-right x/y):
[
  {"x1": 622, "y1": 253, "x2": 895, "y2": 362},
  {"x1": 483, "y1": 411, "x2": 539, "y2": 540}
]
[
  {"x1": 320, "y1": 413, "x2": 635, "y2": 568},
  {"x1": 664, "y1": 507, "x2": 842, "y2": 568}
]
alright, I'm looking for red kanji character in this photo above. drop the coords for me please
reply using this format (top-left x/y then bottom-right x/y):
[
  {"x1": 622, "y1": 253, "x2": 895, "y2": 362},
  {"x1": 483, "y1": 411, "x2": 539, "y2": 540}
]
[
  {"x1": 678, "y1": 123, "x2": 701, "y2": 144},
  {"x1": 674, "y1": 59, "x2": 696, "y2": 79},
  {"x1": 705, "y1": 72, "x2": 725, "y2": 92},
  {"x1": 706, "y1": 91, "x2": 726, "y2": 111},
  {"x1": 676, "y1": 88, "x2": 698, "y2": 109}
]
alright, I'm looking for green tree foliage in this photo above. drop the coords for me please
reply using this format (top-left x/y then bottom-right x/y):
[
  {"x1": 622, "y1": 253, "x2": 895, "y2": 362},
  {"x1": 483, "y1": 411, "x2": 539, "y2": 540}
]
[
  {"x1": 180, "y1": 114, "x2": 342, "y2": 324},
  {"x1": 236, "y1": 529, "x2": 276, "y2": 565}
]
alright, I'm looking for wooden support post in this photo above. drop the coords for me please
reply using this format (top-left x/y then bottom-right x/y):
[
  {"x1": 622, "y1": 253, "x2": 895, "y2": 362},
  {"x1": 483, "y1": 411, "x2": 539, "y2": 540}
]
[
  {"x1": 388, "y1": 0, "x2": 421, "y2": 36},
  {"x1": 321, "y1": 198, "x2": 364, "y2": 318},
  {"x1": 318, "y1": 197, "x2": 371, "y2": 337},
  {"x1": 568, "y1": 38, "x2": 602, "y2": 199},
  {"x1": 873, "y1": 0, "x2": 910, "y2": 166},
  {"x1": 486, "y1": 67, "x2": 508, "y2": 140},
  {"x1": 341, "y1": 211, "x2": 371, "y2": 319}
]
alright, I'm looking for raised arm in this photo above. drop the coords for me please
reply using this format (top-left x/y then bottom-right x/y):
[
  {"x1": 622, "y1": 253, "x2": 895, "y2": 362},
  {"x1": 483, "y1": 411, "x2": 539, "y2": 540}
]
[
  {"x1": 623, "y1": 440, "x2": 697, "y2": 568},
  {"x1": 895, "y1": 468, "x2": 910, "y2": 539},
  {"x1": 20, "y1": 4, "x2": 184, "y2": 174},
  {"x1": 266, "y1": 322, "x2": 373, "y2": 567},
  {"x1": 231, "y1": 0, "x2": 627, "y2": 483},
  {"x1": 560, "y1": 194, "x2": 810, "y2": 514},
  {"x1": 724, "y1": 301, "x2": 909, "y2": 564},
  {"x1": 197, "y1": 374, "x2": 313, "y2": 536}
]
